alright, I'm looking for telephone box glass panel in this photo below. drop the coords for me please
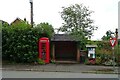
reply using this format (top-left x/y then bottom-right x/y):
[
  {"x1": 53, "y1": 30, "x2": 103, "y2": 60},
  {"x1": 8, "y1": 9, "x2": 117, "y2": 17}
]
[{"x1": 41, "y1": 43, "x2": 46, "y2": 60}]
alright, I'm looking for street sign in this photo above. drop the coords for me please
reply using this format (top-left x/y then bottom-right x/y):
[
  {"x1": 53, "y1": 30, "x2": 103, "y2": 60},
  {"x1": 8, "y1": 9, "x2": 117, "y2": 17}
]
[{"x1": 110, "y1": 38, "x2": 117, "y2": 47}]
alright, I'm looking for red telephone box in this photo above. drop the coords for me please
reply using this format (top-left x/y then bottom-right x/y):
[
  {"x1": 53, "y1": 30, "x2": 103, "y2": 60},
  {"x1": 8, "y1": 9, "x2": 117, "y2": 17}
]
[{"x1": 39, "y1": 37, "x2": 50, "y2": 63}]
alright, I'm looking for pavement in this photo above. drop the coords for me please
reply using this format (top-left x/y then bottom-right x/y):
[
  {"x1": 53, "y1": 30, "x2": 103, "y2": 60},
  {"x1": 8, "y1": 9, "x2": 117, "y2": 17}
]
[
  {"x1": 2, "y1": 71, "x2": 118, "y2": 78},
  {"x1": 1, "y1": 63, "x2": 119, "y2": 74}
]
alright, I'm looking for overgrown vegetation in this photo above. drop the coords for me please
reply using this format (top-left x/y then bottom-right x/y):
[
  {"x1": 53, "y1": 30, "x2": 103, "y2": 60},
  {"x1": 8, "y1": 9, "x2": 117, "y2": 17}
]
[
  {"x1": 85, "y1": 40, "x2": 119, "y2": 66},
  {"x1": 37, "y1": 58, "x2": 45, "y2": 65},
  {"x1": 2, "y1": 21, "x2": 54, "y2": 63}
]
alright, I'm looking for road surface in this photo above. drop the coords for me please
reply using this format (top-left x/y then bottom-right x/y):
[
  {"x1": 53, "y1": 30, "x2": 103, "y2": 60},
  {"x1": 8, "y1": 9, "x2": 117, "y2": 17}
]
[{"x1": 2, "y1": 70, "x2": 118, "y2": 78}]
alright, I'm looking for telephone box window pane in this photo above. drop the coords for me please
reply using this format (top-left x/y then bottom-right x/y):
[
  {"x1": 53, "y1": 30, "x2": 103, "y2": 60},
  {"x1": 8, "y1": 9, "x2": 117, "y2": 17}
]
[{"x1": 41, "y1": 43, "x2": 46, "y2": 60}]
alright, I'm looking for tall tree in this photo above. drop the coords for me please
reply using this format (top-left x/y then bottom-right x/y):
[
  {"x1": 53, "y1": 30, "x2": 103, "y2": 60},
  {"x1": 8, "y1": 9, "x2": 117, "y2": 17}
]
[{"x1": 58, "y1": 4, "x2": 97, "y2": 40}]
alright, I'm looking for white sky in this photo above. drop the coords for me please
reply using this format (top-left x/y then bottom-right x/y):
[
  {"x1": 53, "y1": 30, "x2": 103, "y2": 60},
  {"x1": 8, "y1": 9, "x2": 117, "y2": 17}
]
[{"x1": 0, "y1": 0, "x2": 119, "y2": 40}]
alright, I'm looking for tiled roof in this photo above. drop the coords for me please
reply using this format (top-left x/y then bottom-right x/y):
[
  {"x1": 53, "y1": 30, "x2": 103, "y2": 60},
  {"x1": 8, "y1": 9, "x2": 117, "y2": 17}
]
[{"x1": 51, "y1": 34, "x2": 79, "y2": 41}]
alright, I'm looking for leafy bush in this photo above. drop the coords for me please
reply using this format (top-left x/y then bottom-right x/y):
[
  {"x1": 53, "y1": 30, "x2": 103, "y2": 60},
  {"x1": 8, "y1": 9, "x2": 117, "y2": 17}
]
[
  {"x1": 96, "y1": 41, "x2": 113, "y2": 65},
  {"x1": 50, "y1": 59, "x2": 56, "y2": 64},
  {"x1": 103, "y1": 59, "x2": 117, "y2": 66},
  {"x1": 95, "y1": 57, "x2": 102, "y2": 65},
  {"x1": 84, "y1": 59, "x2": 95, "y2": 65},
  {"x1": 37, "y1": 58, "x2": 45, "y2": 65},
  {"x1": 97, "y1": 41, "x2": 112, "y2": 50},
  {"x1": 2, "y1": 22, "x2": 54, "y2": 63},
  {"x1": 84, "y1": 59, "x2": 89, "y2": 65}
]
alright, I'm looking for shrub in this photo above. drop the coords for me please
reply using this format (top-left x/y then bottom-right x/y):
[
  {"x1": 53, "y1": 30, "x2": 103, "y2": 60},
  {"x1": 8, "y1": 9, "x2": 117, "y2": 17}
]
[
  {"x1": 84, "y1": 59, "x2": 89, "y2": 65},
  {"x1": 2, "y1": 22, "x2": 54, "y2": 63},
  {"x1": 104, "y1": 59, "x2": 117, "y2": 66},
  {"x1": 50, "y1": 59, "x2": 56, "y2": 64},
  {"x1": 96, "y1": 47, "x2": 113, "y2": 64},
  {"x1": 95, "y1": 57, "x2": 102, "y2": 65},
  {"x1": 37, "y1": 58, "x2": 45, "y2": 65},
  {"x1": 2, "y1": 27, "x2": 41, "y2": 63},
  {"x1": 84, "y1": 59, "x2": 95, "y2": 65},
  {"x1": 114, "y1": 45, "x2": 120, "y2": 63}
]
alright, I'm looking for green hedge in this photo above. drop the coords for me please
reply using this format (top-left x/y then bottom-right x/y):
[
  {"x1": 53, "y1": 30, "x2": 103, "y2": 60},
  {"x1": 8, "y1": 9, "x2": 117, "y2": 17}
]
[{"x1": 2, "y1": 22, "x2": 54, "y2": 63}]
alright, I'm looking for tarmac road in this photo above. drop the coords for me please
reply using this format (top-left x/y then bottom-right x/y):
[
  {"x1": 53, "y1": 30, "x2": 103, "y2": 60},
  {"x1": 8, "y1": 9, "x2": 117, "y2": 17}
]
[{"x1": 2, "y1": 70, "x2": 118, "y2": 78}]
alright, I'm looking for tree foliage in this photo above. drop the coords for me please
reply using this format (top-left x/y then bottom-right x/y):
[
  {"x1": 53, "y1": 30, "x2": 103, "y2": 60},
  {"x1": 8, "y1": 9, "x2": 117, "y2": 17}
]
[
  {"x1": 35, "y1": 22, "x2": 54, "y2": 38},
  {"x1": 101, "y1": 30, "x2": 114, "y2": 40},
  {"x1": 58, "y1": 4, "x2": 97, "y2": 40}
]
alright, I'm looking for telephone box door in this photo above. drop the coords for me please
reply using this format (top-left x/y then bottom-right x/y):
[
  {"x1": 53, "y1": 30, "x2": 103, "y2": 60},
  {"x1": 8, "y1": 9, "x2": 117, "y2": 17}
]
[{"x1": 39, "y1": 37, "x2": 49, "y2": 63}]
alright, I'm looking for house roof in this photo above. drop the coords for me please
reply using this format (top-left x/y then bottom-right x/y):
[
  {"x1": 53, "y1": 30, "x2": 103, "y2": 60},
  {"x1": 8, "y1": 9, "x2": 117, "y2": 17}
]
[
  {"x1": 51, "y1": 34, "x2": 80, "y2": 42},
  {"x1": 10, "y1": 18, "x2": 26, "y2": 25}
]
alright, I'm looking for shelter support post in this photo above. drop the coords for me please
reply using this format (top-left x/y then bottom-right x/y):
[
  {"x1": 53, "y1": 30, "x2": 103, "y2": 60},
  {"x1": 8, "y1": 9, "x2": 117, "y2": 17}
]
[
  {"x1": 77, "y1": 47, "x2": 80, "y2": 62},
  {"x1": 52, "y1": 44, "x2": 55, "y2": 61}
]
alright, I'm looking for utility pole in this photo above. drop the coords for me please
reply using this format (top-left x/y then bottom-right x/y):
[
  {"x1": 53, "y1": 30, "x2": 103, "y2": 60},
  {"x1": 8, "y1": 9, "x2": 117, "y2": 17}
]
[
  {"x1": 115, "y1": 29, "x2": 119, "y2": 68},
  {"x1": 115, "y1": 29, "x2": 118, "y2": 44},
  {"x1": 29, "y1": 0, "x2": 33, "y2": 27},
  {"x1": 112, "y1": 29, "x2": 118, "y2": 71}
]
